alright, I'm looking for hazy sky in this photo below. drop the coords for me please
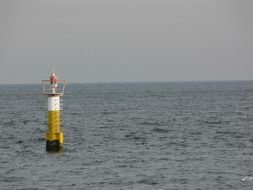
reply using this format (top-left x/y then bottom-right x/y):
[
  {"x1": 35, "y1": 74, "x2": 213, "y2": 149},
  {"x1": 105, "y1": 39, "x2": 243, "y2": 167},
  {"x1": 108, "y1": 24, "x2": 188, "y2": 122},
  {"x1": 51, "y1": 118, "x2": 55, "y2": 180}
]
[{"x1": 0, "y1": 0, "x2": 253, "y2": 84}]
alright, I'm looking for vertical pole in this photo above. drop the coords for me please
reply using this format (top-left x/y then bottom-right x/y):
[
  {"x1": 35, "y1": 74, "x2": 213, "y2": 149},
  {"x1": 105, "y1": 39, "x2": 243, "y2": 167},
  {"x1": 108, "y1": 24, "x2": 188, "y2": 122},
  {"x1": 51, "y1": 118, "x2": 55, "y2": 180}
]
[{"x1": 46, "y1": 95, "x2": 64, "y2": 152}]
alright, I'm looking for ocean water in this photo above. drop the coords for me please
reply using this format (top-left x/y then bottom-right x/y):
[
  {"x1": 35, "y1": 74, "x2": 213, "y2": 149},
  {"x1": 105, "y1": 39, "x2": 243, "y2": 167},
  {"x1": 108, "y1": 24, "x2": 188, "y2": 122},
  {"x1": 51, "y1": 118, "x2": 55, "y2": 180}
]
[{"x1": 1, "y1": 81, "x2": 253, "y2": 190}]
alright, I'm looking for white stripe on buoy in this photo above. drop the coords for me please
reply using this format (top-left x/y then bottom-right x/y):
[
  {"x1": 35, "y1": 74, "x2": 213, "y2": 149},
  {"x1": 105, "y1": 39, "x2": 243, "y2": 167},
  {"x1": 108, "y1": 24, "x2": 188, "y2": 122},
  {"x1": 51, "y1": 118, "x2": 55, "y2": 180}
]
[{"x1": 48, "y1": 96, "x2": 60, "y2": 111}]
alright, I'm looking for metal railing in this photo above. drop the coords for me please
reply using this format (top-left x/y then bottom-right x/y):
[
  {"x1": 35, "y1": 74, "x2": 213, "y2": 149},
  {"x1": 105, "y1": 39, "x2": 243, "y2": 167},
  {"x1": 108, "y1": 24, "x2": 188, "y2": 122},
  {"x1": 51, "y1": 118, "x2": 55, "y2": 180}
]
[{"x1": 42, "y1": 80, "x2": 66, "y2": 96}]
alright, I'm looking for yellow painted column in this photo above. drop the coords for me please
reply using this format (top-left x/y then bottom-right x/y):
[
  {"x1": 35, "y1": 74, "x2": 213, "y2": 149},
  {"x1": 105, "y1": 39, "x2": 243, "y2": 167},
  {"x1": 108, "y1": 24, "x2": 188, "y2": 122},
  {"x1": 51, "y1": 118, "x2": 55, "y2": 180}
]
[{"x1": 46, "y1": 95, "x2": 64, "y2": 152}]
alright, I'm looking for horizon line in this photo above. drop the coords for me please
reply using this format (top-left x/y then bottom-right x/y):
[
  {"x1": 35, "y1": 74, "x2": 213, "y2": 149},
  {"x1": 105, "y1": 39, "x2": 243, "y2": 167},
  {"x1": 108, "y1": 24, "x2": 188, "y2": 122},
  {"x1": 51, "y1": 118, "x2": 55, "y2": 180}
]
[{"x1": 1, "y1": 79, "x2": 253, "y2": 85}]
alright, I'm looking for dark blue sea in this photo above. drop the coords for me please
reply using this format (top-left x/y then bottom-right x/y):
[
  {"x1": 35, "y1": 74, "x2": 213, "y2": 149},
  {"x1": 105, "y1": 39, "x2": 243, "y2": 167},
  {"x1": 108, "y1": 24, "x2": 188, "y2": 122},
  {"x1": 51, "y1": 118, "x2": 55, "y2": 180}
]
[{"x1": 1, "y1": 81, "x2": 253, "y2": 189}]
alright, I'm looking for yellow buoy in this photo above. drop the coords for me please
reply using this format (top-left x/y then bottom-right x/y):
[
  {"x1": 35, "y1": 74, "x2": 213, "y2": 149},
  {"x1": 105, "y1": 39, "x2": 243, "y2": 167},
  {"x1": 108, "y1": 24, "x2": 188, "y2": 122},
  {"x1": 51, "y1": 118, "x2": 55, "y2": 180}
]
[{"x1": 42, "y1": 72, "x2": 66, "y2": 152}]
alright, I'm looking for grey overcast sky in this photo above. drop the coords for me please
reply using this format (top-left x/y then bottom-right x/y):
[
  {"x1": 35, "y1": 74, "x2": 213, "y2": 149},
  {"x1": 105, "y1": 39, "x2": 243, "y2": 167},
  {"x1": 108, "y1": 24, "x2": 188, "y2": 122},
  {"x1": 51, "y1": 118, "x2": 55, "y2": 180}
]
[{"x1": 0, "y1": 0, "x2": 253, "y2": 84}]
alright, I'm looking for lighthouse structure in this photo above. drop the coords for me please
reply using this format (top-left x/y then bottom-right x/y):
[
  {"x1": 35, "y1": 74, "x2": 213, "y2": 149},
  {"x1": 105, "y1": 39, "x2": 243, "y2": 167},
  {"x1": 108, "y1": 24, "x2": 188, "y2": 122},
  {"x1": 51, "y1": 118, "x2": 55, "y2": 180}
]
[{"x1": 42, "y1": 72, "x2": 66, "y2": 152}]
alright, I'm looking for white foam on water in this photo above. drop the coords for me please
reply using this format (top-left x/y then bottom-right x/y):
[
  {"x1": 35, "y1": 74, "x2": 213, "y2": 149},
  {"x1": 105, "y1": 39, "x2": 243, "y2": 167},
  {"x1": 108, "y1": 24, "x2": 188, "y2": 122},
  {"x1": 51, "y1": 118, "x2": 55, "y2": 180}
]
[{"x1": 241, "y1": 176, "x2": 253, "y2": 182}]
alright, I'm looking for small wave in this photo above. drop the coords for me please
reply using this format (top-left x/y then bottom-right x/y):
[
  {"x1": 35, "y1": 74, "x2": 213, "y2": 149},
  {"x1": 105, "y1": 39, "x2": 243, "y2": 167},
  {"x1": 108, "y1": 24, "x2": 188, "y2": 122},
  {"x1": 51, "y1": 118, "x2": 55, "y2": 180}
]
[
  {"x1": 3, "y1": 120, "x2": 15, "y2": 127},
  {"x1": 152, "y1": 127, "x2": 170, "y2": 133},
  {"x1": 215, "y1": 131, "x2": 237, "y2": 135},
  {"x1": 70, "y1": 112, "x2": 81, "y2": 116},
  {"x1": 0, "y1": 176, "x2": 25, "y2": 183},
  {"x1": 125, "y1": 132, "x2": 135, "y2": 138},
  {"x1": 204, "y1": 120, "x2": 222, "y2": 125},
  {"x1": 139, "y1": 121, "x2": 163, "y2": 127},
  {"x1": 138, "y1": 178, "x2": 158, "y2": 185},
  {"x1": 37, "y1": 137, "x2": 45, "y2": 142},
  {"x1": 133, "y1": 136, "x2": 146, "y2": 141},
  {"x1": 125, "y1": 132, "x2": 146, "y2": 144},
  {"x1": 22, "y1": 120, "x2": 29, "y2": 125},
  {"x1": 16, "y1": 140, "x2": 23, "y2": 144},
  {"x1": 101, "y1": 110, "x2": 116, "y2": 115},
  {"x1": 241, "y1": 176, "x2": 253, "y2": 182}
]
